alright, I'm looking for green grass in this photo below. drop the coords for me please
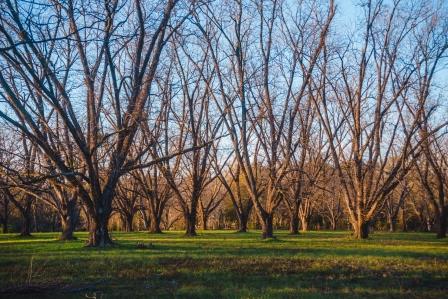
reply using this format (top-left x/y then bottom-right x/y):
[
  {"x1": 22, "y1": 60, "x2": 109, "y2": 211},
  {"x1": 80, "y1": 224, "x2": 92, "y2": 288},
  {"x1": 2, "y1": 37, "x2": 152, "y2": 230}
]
[{"x1": 0, "y1": 230, "x2": 447, "y2": 298}]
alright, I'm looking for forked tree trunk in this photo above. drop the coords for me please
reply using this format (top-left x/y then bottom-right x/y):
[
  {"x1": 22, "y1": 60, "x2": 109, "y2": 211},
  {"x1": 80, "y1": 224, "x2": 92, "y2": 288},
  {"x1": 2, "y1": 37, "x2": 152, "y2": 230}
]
[{"x1": 261, "y1": 213, "x2": 274, "y2": 239}]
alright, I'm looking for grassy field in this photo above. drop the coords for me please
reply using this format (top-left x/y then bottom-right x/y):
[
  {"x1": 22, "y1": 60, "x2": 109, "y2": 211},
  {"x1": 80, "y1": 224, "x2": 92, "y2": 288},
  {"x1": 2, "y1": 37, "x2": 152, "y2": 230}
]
[{"x1": 0, "y1": 230, "x2": 447, "y2": 298}]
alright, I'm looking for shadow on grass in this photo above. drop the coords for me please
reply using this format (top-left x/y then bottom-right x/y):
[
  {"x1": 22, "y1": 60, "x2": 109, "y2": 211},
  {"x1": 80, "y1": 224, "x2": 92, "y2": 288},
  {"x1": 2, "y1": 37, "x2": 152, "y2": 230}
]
[{"x1": 5, "y1": 265, "x2": 446, "y2": 299}]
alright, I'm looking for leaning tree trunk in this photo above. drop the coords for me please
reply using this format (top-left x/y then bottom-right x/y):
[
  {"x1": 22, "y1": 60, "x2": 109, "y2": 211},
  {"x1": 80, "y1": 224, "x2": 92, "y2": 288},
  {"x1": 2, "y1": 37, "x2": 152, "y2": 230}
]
[{"x1": 436, "y1": 207, "x2": 447, "y2": 239}]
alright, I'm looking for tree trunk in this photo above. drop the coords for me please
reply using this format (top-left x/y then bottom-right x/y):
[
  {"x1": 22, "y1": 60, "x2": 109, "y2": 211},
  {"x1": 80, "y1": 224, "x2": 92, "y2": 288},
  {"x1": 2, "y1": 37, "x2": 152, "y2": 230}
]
[
  {"x1": 237, "y1": 212, "x2": 249, "y2": 233},
  {"x1": 301, "y1": 221, "x2": 308, "y2": 232},
  {"x1": 261, "y1": 213, "x2": 274, "y2": 239},
  {"x1": 59, "y1": 200, "x2": 78, "y2": 240},
  {"x1": 122, "y1": 214, "x2": 133, "y2": 232},
  {"x1": 185, "y1": 212, "x2": 197, "y2": 236},
  {"x1": 329, "y1": 217, "x2": 337, "y2": 230},
  {"x1": 1, "y1": 221, "x2": 6, "y2": 234},
  {"x1": 387, "y1": 214, "x2": 396, "y2": 232},
  {"x1": 426, "y1": 218, "x2": 432, "y2": 232},
  {"x1": 19, "y1": 210, "x2": 33, "y2": 237},
  {"x1": 2, "y1": 198, "x2": 8, "y2": 233},
  {"x1": 202, "y1": 213, "x2": 208, "y2": 230},
  {"x1": 353, "y1": 220, "x2": 370, "y2": 239},
  {"x1": 289, "y1": 213, "x2": 299, "y2": 235},
  {"x1": 87, "y1": 211, "x2": 113, "y2": 247},
  {"x1": 401, "y1": 207, "x2": 407, "y2": 232},
  {"x1": 436, "y1": 207, "x2": 447, "y2": 239},
  {"x1": 300, "y1": 215, "x2": 309, "y2": 232},
  {"x1": 149, "y1": 215, "x2": 162, "y2": 233},
  {"x1": 60, "y1": 216, "x2": 76, "y2": 240}
]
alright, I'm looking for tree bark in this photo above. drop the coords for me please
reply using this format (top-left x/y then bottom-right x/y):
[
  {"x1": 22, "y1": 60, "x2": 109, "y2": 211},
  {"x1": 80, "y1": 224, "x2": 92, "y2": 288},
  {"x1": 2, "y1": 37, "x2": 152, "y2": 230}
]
[
  {"x1": 436, "y1": 207, "x2": 447, "y2": 239},
  {"x1": 261, "y1": 213, "x2": 274, "y2": 239},
  {"x1": 60, "y1": 216, "x2": 76, "y2": 240},
  {"x1": 19, "y1": 207, "x2": 33, "y2": 237},
  {"x1": 237, "y1": 212, "x2": 249, "y2": 233},
  {"x1": 1, "y1": 198, "x2": 8, "y2": 233},
  {"x1": 87, "y1": 209, "x2": 113, "y2": 247},
  {"x1": 149, "y1": 215, "x2": 162, "y2": 233},
  {"x1": 59, "y1": 200, "x2": 78, "y2": 240},
  {"x1": 387, "y1": 214, "x2": 396, "y2": 232},
  {"x1": 401, "y1": 207, "x2": 407, "y2": 232},
  {"x1": 289, "y1": 212, "x2": 299, "y2": 235},
  {"x1": 331, "y1": 221, "x2": 337, "y2": 230},
  {"x1": 353, "y1": 220, "x2": 370, "y2": 239},
  {"x1": 185, "y1": 212, "x2": 197, "y2": 236},
  {"x1": 202, "y1": 213, "x2": 208, "y2": 230},
  {"x1": 1, "y1": 221, "x2": 6, "y2": 234},
  {"x1": 300, "y1": 215, "x2": 310, "y2": 232},
  {"x1": 122, "y1": 214, "x2": 133, "y2": 232}
]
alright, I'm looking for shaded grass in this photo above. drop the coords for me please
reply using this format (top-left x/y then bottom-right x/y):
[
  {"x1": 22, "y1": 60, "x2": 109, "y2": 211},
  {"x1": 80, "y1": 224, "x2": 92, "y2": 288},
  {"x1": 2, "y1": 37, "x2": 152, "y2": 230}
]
[{"x1": 0, "y1": 230, "x2": 447, "y2": 298}]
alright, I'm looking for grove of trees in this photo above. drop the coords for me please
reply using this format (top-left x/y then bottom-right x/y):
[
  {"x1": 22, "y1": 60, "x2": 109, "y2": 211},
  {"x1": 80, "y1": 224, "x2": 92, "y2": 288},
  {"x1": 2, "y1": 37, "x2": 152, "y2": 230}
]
[{"x1": 0, "y1": 0, "x2": 447, "y2": 246}]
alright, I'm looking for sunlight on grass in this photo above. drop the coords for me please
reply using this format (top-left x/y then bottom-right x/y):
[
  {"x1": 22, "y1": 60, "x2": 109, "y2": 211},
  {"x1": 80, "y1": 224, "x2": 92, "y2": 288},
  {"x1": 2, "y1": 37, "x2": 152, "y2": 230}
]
[{"x1": 0, "y1": 230, "x2": 447, "y2": 298}]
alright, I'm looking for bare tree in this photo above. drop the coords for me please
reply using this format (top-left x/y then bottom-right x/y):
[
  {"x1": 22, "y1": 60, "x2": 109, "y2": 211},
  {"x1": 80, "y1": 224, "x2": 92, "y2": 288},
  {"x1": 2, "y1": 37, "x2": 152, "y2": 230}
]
[
  {"x1": 384, "y1": 181, "x2": 409, "y2": 232},
  {"x1": 114, "y1": 177, "x2": 140, "y2": 232},
  {"x1": 146, "y1": 35, "x2": 225, "y2": 236},
  {"x1": 199, "y1": 177, "x2": 226, "y2": 230},
  {"x1": 198, "y1": 0, "x2": 335, "y2": 238},
  {"x1": 312, "y1": 0, "x2": 446, "y2": 238},
  {"x1": 214, "y1": 157, "x2": 253, "y2": 233},
  {"x1": 411, "y1": 3, "x2": 448, "y2": 238},
  {"x1": 133, "y1": 166, "x2": 171, "y2": 233},
  {"x1": 0, "y1": 0, "x2": 186, "y2": 246}
]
